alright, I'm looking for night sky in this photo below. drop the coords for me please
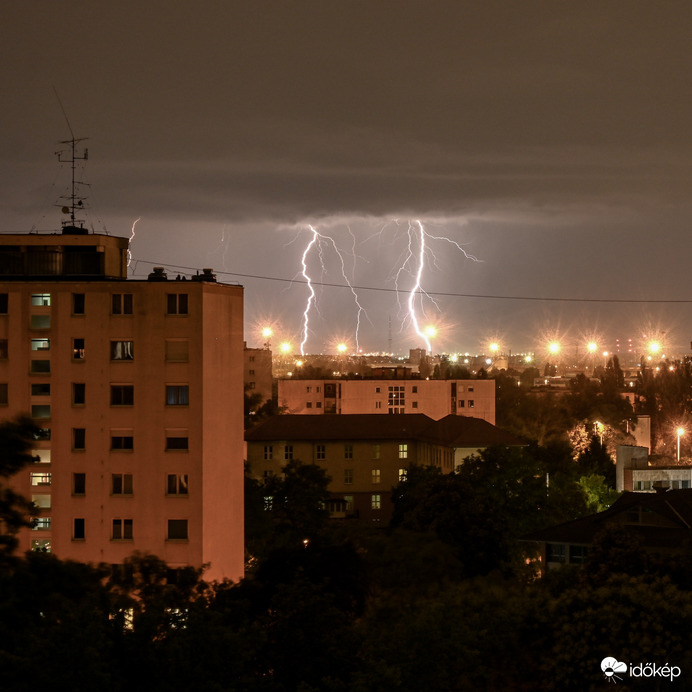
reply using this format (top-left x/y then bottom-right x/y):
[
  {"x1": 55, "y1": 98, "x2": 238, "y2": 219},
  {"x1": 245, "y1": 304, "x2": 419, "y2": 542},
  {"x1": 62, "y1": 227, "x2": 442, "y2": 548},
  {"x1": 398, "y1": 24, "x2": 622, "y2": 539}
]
[{"x1": 3, "y1": 2, "x2": 692, "y2": 356}]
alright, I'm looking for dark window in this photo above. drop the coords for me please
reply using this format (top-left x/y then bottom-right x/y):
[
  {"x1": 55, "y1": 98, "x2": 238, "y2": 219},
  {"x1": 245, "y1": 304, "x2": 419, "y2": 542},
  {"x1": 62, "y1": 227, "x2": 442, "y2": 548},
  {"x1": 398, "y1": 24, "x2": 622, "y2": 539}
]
[
  {"x1": 167, "y1": 474, "x2": 189, "y2": 495},
  {"x1": 0, "y1": 339, "x2": 7, "y2": 359},
  {"x1": 73, "y1": 518, "x2": 85, "y2": 540},
  {"x1": 112, "y1": 293, "x2": 133, "y2": 315},
  {"x1": 111, "y1": 435, "x2": 134, "y2": 450},
  {"x1": 72, "y1": 383, "x2": 85, "y2": 405},
  {"x1": 30, "y1": 315, "x2": 50, "y2": 329},
  {"x1": 166, "y1": 293, "x2": 188, "y2": 315},
  {"x1": 111, "y1": 385, "x2": 134, "y2": 406},
  {"x1": 264, "y1": 445, "x2": 273, "y2": 460},
  {"x1": 73, "y1": 428, "x2": 86, "y2": 450},
  {"x1": 0, "y1": 294, "x2": 7, "y2": 313},
  {"x1": 112, "y1": 519, "x2": 133, "y2": 540},
  {"x1": 0, "y1": 383, "x2": 7, "y2": 405},
  {"x1": 166, "y1": 436, "x2": 189, "y2": 451},
  {"x1": 165, "y1": 385, "x2": 189, "y2": 406},
  {"x1": 110, "y1": 341, "x2": 134, "y2": 360},
  {"x1": 30, "y1": 360, "x2": 50, "y2": 374},
  {"x1": 73, "y1": 473, "x2": 86, "y2": 495},
  {"x1": 31, "y1": 404, "x2": 50, "y2": 419},
  {"x1": 72, "y1": 293, "x2": 85, "y2": 315},
  {"x1": 167, "y1": 519, "x2": 188, "y2": 540},
  {"x1": 112, "y1": 473, "x2": 133, "y2": 494},
  {"x1": 31, "y1": 383, "x2": 50, "y2": 396},
  {"x1": 73, "y1": 338, "x2": 85, "y2": 360}
]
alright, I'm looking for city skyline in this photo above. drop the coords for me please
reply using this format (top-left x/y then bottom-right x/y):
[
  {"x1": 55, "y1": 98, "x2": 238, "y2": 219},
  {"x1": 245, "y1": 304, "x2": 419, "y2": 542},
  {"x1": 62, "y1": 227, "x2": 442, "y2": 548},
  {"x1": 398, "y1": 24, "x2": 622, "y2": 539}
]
[{"x1": 3, "y1": 3, "x2": 692, "y2": 353}]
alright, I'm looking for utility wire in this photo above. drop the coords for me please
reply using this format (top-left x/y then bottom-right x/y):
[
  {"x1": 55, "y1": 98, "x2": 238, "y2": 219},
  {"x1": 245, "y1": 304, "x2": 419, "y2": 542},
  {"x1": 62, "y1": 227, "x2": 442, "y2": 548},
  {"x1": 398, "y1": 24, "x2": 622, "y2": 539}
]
[{"x1": 129, "y1": 257, "x2": 692, "y2": 305}]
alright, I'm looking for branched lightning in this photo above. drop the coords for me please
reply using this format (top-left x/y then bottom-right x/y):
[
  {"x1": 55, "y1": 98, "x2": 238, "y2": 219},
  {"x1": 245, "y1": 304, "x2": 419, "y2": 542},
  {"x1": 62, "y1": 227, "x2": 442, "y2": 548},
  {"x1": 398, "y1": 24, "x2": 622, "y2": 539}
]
[
  {"x1": 127, "y1": 217, "x2": 141, "y2": 268},
  {"x1": 407, "y1": 220, "x2": 431, "y2": 352},
  {"x1": 300, "y1": 227, "x2": 319, "y2": 355}
]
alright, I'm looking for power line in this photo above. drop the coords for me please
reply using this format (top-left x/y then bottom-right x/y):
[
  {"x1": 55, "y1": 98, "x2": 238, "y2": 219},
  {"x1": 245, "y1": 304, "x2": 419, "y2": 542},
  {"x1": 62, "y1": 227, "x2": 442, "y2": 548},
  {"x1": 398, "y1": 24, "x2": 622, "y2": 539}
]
[{"x1": 130, "y1": 258, "x2": 692, "y2": 305}]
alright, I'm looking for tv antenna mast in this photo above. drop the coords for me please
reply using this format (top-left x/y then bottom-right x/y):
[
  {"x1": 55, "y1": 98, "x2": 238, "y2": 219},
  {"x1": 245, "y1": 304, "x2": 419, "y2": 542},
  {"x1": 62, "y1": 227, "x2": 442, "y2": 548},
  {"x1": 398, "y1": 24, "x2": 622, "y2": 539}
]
[{"x1": 53, "y1": 88, "x2": 89, "y2": 231}]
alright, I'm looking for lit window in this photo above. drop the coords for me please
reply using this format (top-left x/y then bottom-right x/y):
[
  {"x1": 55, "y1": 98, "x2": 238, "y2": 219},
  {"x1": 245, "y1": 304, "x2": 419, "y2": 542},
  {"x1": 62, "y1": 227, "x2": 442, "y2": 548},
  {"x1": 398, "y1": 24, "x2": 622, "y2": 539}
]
[
  {"x1": 166, "y1": 385, "x2": 189, "y2": 406},
  {"x1": 372, "y1": 469, "x2": 381, "y2": 484},
  {"x1": 167, "y1": 519, "x2": 188, "y2": 540},
  {"x1": 167, "y1": 474, "x2": 189, "y2": 495},
  {"x1": 111, "y1": 341, "x2": 134, "y2": 360},
  {"x1": 32, "y1": 494, "x2": 51, "y2": 509},
  {"x1": 399, "y1": 468, "x2": 408, "y2": 482},
  {"x1": 112, "y1": 474, "x2": 133, "y2": 495},
  {"x1": 399, "y1": 444, "x2": 408, "y2": 459},
  {"x1": 31, "y1": 294, "x2": 51, "y2": 307},
  {"x1": 31, "y1": 539, "x2": 51, "y2": 552},
  {"x1": 371, "y1": 494, "x2": 381, "y2": 510},
  {"x1": 468, "y1": 400, "x2": 475, "y2": 408},
  {"x1": 31, "y1": 472, "x2": 51, "y2": 486},
  {"x1": 344, "y1": 495, "x2": 354, "y2": 511},
  {"x1": 31, "y1": 338, "x2": 50, "y2": 351},
  {"x1": 166, "y1": 294, "x2": 188, "y2": 315},
  {"x1": 72, "y1": 338, "x2": 85, "y2": 359},
  {"x1": 112, "y1": 519, "x2": 133, "y2": 540},
  {"x1": 111, "y1": 293, "x2": 133, "y2": 315},
  {"x1": 33, "y1": 517, "x2": 51, "y2": 530}
]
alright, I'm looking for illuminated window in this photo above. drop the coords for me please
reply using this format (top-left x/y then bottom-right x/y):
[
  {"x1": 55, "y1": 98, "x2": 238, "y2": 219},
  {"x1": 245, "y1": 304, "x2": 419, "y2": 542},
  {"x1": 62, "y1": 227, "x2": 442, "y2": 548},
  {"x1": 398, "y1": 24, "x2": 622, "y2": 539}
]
[
  {"x1": 111, "y1": 341, "x2": 134, "y2": 360},
  {"x1": 32, "y1": 494, "x2": 50, "y2": 509},
  {"x1": 31, "y1": 338, "x2": 50, "y2": 351},
  {"x1": 31, "y1": 472, "x2": 51, "y2": 486},
  {"x1": 399, "y1": 468, "x2": 408, "y2": 482},
  {"x1": 72, "y1": 338, "x2": 85, "y2": 359},
  {"x1": 399, "y1": 444, "x2": 408, "y2": 459},
  {"x1": 31, "y1": 294, "x2": 51, "y2": 306},
  {"x1": 33, "y1": 517, "x2": 51, "y2": 530},
  {"x1": 371, "y1": 494, "x2": 381, "y2": 510},
  {"x1": 371, "y1": 469, "x2": 381, "y2": 484},
  {"x1": 344, "y1": 495, "x2": 354, "y2": 511},
  {"x1": 167, "y1": 474, "x2": 189, "y2": 495},
  {"x1": 468, "y1": 400, "x2": 475, "y2": 408}
]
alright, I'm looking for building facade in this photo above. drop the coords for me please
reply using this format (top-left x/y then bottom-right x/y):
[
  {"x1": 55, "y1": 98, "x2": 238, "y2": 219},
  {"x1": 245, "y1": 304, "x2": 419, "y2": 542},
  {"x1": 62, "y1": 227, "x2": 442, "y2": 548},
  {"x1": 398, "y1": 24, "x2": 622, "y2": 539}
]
[
  {"x1": 277, "y1": 378, "x2": 495, "y2": 424},
  {"x1": 1, "y1": 231, "x2": 245, "y2": 582},
  {"x1": 246, "y1": 413, "x2": 524, "y2": 522}
]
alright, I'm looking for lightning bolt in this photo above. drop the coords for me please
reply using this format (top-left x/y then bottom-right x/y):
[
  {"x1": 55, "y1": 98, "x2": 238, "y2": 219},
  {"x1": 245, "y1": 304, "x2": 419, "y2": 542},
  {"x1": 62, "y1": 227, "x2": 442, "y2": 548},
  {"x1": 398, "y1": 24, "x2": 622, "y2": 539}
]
[
  {"x1": 407, "y1": 220, "x2": 431, "y2": 352},
  {"x1": 299, "y1": 225, "x2": 367, "y2": 355},
  {"x1": 127, "y1": 217, "x2": 141, "y2": 269}
]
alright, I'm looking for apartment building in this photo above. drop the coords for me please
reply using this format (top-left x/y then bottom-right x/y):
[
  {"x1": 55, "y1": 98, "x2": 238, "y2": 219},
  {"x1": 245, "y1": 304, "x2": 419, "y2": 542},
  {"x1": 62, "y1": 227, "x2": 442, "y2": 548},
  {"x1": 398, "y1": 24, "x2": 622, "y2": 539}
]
[
  {"x1": 277, "y1": 378, "x2": 495, "y2": 424},
  {"x1": 1, "y1": 230, "x2": 244, "y2": 582},
  {"x1": 246, "y1": 413, "x2": 525, "y2": 522}
]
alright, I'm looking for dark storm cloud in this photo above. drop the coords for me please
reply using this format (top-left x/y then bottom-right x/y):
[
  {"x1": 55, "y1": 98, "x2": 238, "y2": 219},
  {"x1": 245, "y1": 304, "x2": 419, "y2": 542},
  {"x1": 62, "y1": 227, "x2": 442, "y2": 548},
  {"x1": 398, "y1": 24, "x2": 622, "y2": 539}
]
[{"x1": 3, "y1": 1, "x2": 692, "y2": 351}]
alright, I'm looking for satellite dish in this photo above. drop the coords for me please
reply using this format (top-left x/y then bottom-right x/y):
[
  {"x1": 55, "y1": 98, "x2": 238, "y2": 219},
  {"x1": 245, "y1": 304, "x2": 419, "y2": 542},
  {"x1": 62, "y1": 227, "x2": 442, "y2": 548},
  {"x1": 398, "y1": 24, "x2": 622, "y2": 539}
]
[{"x1": 61, "y1": 206, "x2": 70, "y2": 214}]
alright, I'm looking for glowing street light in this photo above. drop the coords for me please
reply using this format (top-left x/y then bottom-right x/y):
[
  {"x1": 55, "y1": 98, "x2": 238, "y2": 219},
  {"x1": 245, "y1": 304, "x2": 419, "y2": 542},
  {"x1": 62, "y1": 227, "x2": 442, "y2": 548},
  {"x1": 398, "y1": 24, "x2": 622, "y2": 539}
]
[
  {"x1": 595, "y1": 421, "x2": 604, "y2": 446},
  {"x1": 489, "y1": 342, "x2": 500, "y2": 355},
  {"x1": 548, "y1": 341, "x2": 561, "y2": 356},
  {"x1": 262, "y1": 327, "x2": 272, "y2": 348},
  {"x1": 280, "y1": 341, "x2": 292, "y2": 355},
  {"x1": 586, "y1": 341, "x2": 598, "y2": 354},
  {"x1": 677, "y1": 427, "x2": 685, "y2": 462},
  {"x1": 337, "y1": 343, "x2": 348, "y2": 354}
]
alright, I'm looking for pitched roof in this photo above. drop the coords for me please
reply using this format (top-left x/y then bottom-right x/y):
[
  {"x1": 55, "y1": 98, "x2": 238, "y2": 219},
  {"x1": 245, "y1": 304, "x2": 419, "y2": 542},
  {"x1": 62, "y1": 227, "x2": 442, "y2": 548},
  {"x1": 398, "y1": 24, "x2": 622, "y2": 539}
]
[
  {"x1": 245, "y1": 413, "x2": 526, "y2": 448},
  {"x1": 523, "y1": 489, "x2": 692, "y2": 549}
]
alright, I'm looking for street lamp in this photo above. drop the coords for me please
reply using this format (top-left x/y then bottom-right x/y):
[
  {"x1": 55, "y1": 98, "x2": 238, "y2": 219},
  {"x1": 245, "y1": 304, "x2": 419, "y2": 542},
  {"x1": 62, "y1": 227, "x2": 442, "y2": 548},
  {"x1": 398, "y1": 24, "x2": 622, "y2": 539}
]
[
  {"x1": 595, "y1": 421, "x2": 604, "y2": 446},
  {"x1": 677, "y1": 427, "x2": 685, "y2": 462}
]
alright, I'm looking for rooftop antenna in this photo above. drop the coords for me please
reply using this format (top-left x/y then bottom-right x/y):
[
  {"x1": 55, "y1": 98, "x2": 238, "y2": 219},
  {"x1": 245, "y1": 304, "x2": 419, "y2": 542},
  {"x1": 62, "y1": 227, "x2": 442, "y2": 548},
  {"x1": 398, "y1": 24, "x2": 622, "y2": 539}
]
[{"x1": 53, "y1": 87, "x2": 89, "y2": 232}]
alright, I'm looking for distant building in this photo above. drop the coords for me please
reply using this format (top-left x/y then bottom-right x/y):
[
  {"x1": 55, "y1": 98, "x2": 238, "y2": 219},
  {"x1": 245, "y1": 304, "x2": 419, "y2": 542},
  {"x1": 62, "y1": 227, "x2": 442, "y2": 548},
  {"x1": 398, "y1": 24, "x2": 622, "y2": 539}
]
[
  {"x1": 524, "y1": 489, "x2": 692, "y2": 572},
  {"x1": 1, "y1": 229, "x2": 245, "y2": 582},
  {"x1": 277, "y1": 378, "x2": 495, "y2": 424},
  {"x1": 244, "y1": 344, "x2": 273, "y2": 407},
  {"x1": 246, "y1": 413, "x2": 525, "y2": 522},
  {"x1": 616, "y1": 445, "x2": 692, "y2": 492}
]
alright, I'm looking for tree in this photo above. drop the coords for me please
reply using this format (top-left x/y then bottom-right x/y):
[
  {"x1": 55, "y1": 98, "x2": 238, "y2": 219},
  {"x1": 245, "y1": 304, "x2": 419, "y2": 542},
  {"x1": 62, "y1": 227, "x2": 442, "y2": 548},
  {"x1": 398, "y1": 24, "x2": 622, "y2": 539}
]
[{"x1": 0, "y1": 415, "x2": 40, "y2": 559}]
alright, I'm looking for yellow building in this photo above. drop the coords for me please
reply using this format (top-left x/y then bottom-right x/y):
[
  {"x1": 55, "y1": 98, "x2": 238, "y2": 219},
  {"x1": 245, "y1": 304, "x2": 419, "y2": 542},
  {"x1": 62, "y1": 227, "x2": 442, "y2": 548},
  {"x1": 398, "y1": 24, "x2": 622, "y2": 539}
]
[{"x1": 1, "y1": 230, "x2": 245, "y2": 582}]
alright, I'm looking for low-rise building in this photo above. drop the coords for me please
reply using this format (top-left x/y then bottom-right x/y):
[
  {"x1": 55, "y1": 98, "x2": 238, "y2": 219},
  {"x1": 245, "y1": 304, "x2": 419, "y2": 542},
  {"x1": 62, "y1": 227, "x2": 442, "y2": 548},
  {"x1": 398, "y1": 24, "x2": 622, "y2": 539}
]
[
  {"x1": 277, "y1": 378, "x2": 495, "y2": 424},
  {"x1": 246, "y1": 413, "x2": 524, "y2": 522}
]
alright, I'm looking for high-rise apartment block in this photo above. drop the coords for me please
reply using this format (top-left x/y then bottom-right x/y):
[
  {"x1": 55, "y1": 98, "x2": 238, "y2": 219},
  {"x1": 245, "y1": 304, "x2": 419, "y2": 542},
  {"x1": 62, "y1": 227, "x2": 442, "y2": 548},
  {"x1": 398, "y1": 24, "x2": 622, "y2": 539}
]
[{"x1": 0, "y1": 229, "x2": 244, "y2": 582}]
